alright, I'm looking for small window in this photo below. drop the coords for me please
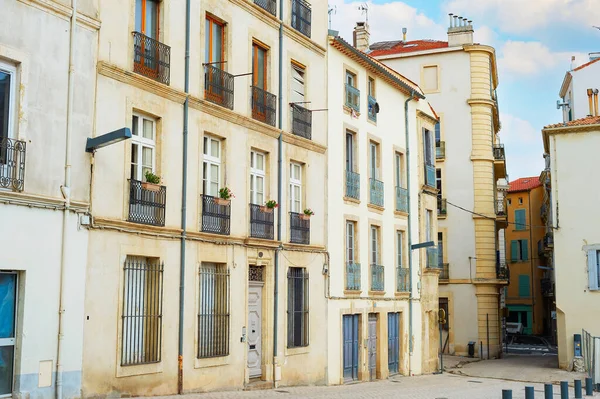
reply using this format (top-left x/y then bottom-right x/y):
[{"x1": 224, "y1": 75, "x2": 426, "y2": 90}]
[
  {"x1": 346, "y1": 221, "x2": 356, "y2": 263},
  {"x1": 198, "y1": 263, "x2": 230, "y2": 358},
  {"x1": 289, "y1": 162, "x2": 302, "y2": 213},
  {"x1": 131, "y1": 114, "x2": 156, "y2": 181},
  {"x1": 423, "y1": 65, "x2": 439, "y2": 92},
  {"x1": 369, "y1": 141, "x2": 380, "y2": 180},
  {"x1": 203, "y1": 136, "x2": 222, "y2": 197},
  {"x1": 508, "y1": 198, "x2": 512, "y2": 206},
  {"x1": 370, "y1": 225, "x2": 380, "y2": 265},
  {"x1": 287, "y1": 267, "x2": 309, "y2": 348},
  {"x1": 345, "y1": 70, "x2": 359, "y2": 111},
  {"x1": 518, "y1": 197, "x2": 523, "y2": 205},
  {"x1": 250, "y1": 151, "x2": 266, "y2": 205}
]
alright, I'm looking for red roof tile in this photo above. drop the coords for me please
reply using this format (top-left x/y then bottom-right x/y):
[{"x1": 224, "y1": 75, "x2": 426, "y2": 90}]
[
  {"x1": 573, "y1": 58, "x2": 600, "y2": 72},
  {"x1": 544, "y1": 115, "x2": 600, "y2": 129},
  {"x1": 508, "y1": 177, "x2": 542, "y2": 193},
  {"x1": 369, "y1": 40, "x2": 449, "y2": 57}
]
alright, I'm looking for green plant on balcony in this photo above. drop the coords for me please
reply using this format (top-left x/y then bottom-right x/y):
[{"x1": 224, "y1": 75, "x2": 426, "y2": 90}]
[
  {"x1": 216, "y1": 187, "x2": 235, "y2": 206},
  {"x1": 300, "y1": 208, "x2": 314, "y2": 220},
  {"x1": 142, "y1": 170, "x2": 161, "y2": 192},
  {"x1": 260, "y1": 200, "x2": 278, "y2": 213}
]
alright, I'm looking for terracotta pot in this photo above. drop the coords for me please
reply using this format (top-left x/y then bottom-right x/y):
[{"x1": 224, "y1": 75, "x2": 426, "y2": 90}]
[
  {"x1": 141, "y1": 182, "x2": 161, "y2": 192},
  {"x1": 299, "y1": 214, "x2": 311, "y2": 221},
  {"x1": 260, "y1": 206, "x2": 274, "y2": 213},
  {"x1": 214, "y1": 198, "x2": 231, "y2": 206}
]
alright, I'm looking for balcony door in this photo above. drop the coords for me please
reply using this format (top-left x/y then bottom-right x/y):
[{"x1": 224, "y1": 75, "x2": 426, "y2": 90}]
[
  {"x1": 0, "y1": 62, "x2": 16, "y2": 181},
  {"x1": 252, "y1": 43, "x2": 268, "y2": 121},
  {"x1": 205, "y1": 15, "x2": 225, "y2": 103},
  {"x1": 134, "y1": 0, "x2": 159, "y2": 76}
]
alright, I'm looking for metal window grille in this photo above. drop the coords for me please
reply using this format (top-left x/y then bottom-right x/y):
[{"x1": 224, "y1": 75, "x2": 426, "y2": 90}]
[
  {"x1": 121, "y1": 257, "x2": 164, "y2": 366},
  {"x1": 370, "y1": 264, "x2": 384, "y2": 291},
  {"x1": 0, "y1": 137, "x2": 26, "y2": 191},
  {"x1": 395, "y1": 186, "x2": 408, "y2": 212},
  {"x1": 132, "y1": 31, "x2": 171, "y2": 85},
  {"x1": 367, "y1": 95, "x2": 377, "y2": 122},
  {"x1": 290, "y1": 103, "x2": 312, "y2": 140},
  {"x1": 128, "y1": 179, "x2": 166, "y2": 227},
  {"x1": 251, "y1": 86, "x2": 277, "y2": 127},
  {"x1": 201, "y1": 194, "x2": 231, "y2": 235},
  {"x1": 249, "y1": 203, "x2": 274, "y2": 240},
  {"x1": 346, "y1": 262, "x2": 361, "y2": 291},
  {"x1": 396, "y1": 267, "x2": 409, "y2": 292},
  {"x1": 253, "y1": 0, "x2": 277, "y2": 15},
  {"x1": 204, "y1": 64, "x2": 235, "y2": 110},
  {"x1": 289, "y1": 212, "x2": 310, "y2": 245},
  {"x1": 345, "y1": 170, "x2": 360, "y2": 200},
  {"x1": 291, "y1": 0, "x2": 311, "y2": 38},
  {"x1": 493, "y1": 144, "x2": 505, "y2": 160},
  {"x1": 345, "y1": 84, "x2": 360, "y2": 112},
  {"x1": 369, "y1": 178, "x2": 384, "y2": 207},
  {"x1": 249, "y1": 265, "x2": 264, "y2": 282},
  {"x1": 287, "y1": 267, "x2": 309, "y2": 348},
  {"x1": 198, "y1": 264, "x2": 230, "y2": 358}
]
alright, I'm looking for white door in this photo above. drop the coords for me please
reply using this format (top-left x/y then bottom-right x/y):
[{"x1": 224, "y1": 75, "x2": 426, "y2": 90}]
[{"x1": 247, "y1": 283, "x2": 262, "y2": 378}]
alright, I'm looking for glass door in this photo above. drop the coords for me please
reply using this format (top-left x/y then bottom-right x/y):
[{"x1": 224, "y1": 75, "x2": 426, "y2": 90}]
[{"x1": 0, "y1": 273, "x2": 17, "y2": 396}]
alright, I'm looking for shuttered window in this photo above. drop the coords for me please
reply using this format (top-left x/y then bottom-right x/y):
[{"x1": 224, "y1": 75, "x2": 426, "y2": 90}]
[
  {"x1": 518, "y1": 274, "x2": 530, "y2": 297},
  {"x1": 515, "y1": 209, "x2": 526, "y2": 230},
  {"x1": 511, "y1": 240, "x2": 528, "y2": 262},
  {"x1": 588, "y1": 250, "x2": 600, "y2": 291}
]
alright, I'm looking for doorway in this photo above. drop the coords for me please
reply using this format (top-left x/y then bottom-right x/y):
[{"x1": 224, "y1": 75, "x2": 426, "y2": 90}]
[
  {"x1": 0, "y1": 273, "x2": 17, "y2": 395},
  {"x1": 342, "y1": 314, "x2": 359, "y2": 382},
  {"x1": 247, "y1": 266, "x2": 264, "y2": 379},
  {"x1": 387, "y1": 313, "x2": 400, "y2": 375},
  {"x1": 368, "y1": 313, "x2": 378, "y2": 381}
]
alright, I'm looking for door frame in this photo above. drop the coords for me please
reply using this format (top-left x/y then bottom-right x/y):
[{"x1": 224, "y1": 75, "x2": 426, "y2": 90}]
[
  {"x1": 247, "y1": 281, "x2": 264, "y2": 379},
  {"x1": 0, "y1": 272, "x2": 18, "y2": 397},
  {"x1": 367, "y1": 313, "x2": 379, "y2": 381}
]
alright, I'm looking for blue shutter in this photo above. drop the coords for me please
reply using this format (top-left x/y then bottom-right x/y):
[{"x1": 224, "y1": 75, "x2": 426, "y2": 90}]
[
  {"x1": 515, "y1": 209, "x2": 526, "y2": 230},
  {"x1": 518, "y1": 275, "x2": 530, "y2": 297},
  {"x1": 511, "y1": 241, "x2": 518, "y2": 262},
  {"x1": 588, "y1": 250, "x2": 599, "y2": 291},
  {"x1": 521, "y1": 240, "x2": 529, "y2": 261}
]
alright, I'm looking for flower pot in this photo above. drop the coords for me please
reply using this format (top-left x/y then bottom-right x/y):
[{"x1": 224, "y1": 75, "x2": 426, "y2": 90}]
[
  {"x1": 300, "y1": 214, "x2": 311, "y2": 221},
  {"x1": 141, "y1": 182, "x2": 161, "y2": 192},
  {"x1": 214, "y1": 198, "x2": 231, "y2": 206},
  {"x1": 260, "y1": 206, "x2": 274, "y2": 213}
]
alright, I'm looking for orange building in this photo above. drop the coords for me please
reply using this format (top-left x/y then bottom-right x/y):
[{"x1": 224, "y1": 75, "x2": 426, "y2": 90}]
[{"x1": 505, "y1": 177, "x2": 548, "y2": 336}]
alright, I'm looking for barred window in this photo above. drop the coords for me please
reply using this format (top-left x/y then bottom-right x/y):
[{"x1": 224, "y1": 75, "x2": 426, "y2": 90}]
[
  {"x1": 198, "y1": 263, "x2": 230, "y2": 358},
  {"x1": 121, "y1": 256, "x2": 164, "y2": 366},
  {"x1": 287, "y1": 267, "x2": 309, "y2": 348}
]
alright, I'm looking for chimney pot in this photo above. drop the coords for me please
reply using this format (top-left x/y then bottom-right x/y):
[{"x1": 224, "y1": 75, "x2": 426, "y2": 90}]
[
  {"x1": 449, "y1": 13, "x2": 454, "y2": 28},
  {"x1": 353, "y1": 21, "x2": 370, "y2": 52}
]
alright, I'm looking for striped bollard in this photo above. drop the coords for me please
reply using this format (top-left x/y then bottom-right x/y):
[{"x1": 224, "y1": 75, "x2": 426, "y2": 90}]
[
  {"x1": 586, "y1": 377, "x2": 593, "y2": 396},
  {"x1": 560, "y1": 381, "x2": 569, "y2": 399},
  {"x1": 525, "y1": 386, "x2": 535, "y2": 399},
  {"x1": 574, "y1": 379, "x2": 582, "y2": 398},
  {"x1": 545, "y1": 383, "x2": 553, "y2": 399},
  {"x1": 502, "y1": 389, "x2": 513, "y2": 399}
]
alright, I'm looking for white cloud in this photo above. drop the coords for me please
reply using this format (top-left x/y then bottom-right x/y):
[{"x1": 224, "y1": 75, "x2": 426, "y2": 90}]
[
  {"x1": 498, "y1": 41, "x2": 587, "y2": 78},
  {"x1": 499, "y1": 113, "x2": 545, "y2": 178}
]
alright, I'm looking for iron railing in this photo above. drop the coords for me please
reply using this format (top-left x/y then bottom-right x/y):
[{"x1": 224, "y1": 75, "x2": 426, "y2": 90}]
[
  {"x1": 290, "y1": 212, "x2": 310, "y2": 245},
  {"x1": 436, "y1": 141, "x2": 445, "y2": 159},
  {"x1": 541, "y1": 278, "x2": 554, "y2": 297},
  {"x1": 369, "y1": 178, "x2": 384, "y2": 207},
  {"x1": 396, "y1": 267, "x2": 410, "y2": 292},
  {"x1": 426, "y1": 247, "x2": 439, "y2": 269},
  {"x1": 132, "y1": 31, "x2": 171, "y2": 85},
  {"x1": 291, "y1": 0, "x2": 311, "y2": 38},
  {"x1": 287, "y1": 267, "x2": 309, "y2": 347},
  {"x1": 439, "y1": 263, "x2": 449, "y2": 280},
  {"x1": 249, "y1": 203, "x2": 274, "y2": 240},
  {"x1": 396, "y1": 186, "x2": 408, "y2": 213},
  {"x1": 346, "y1": 262, "x2": 361, "y2": 291},
  {"x1": 582, "y1": 329, "x2": 599, "y2": 388},
  {"x1": 201, "y1": 194, "x2": 231, "y2": 235},
  {"x1": 128, "y1": 179, "x2": 166, "y2": 227},
  {"x1": 544, "y1": 233, "x2": 554, "y2": 249},
  {"x1": 345, "y1": 170, "x2": 360, "y2": 200},
  {"x1": 370, "y1": 264, "x2": 384, "y2": 291},
  {"x1": 345, "y1": 84, "x2": 360, "y2": 112},
  {"x1": 290, "y1": 103, "x2": 312, "y2": 140},
  {"x1": 493, "y1": 144, "x2": 505, "y2": 161},
  {"x1": 425, "y1": 164, "x2": 436, "y2": 188},
  {"x1": 496, "y1": 262, "x2": 509, "y2": 280},
  {"x1": 496, "y1": 198, "x2": 507, "y2": 216},
  {"x1": 538, "y1": 239, "x2": 544, "y2": 256},
  {"x1": 121, "y1": 257, "x2": 164, "y2": 366},
  {"x1": 253, "y1": 0, "x2": 276, "y2": 15},
  {"x1": 251, "y1": 86, "x2": 276, "y2": 127},
  {"x1": 198, "y1": 264, "x2": 230, "y2": 358},
  {"x1": 204, "y1": 64, "x2": 234, "y2": 110},
  {"x1": 438, "y1": 197, "x2": 447, "y2": 216},
  {"x1": 0, "y1": 137, "x2": 26, "y2": 191},
  {"x1": 367, "y1": 95, "x2": 377, "y2": 122}
]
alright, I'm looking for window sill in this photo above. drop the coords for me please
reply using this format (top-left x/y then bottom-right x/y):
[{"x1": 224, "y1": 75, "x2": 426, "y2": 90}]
[
  {"x1": 194, "y1": 355, "x2": 230, "y2": 369},
  {"x1": 394, "y1": 291, "x2": 410, "y2": 299},
  {"x1": 344, "y1": 289, "x2": 363, "y2": 296},
  {"x1": 394, "y1": 210, "x2": 409, "y2": 218},
  {"x1": 367, "y1": 203, "x2": 385, "y2": 213},
  {"x1": 285, "y1": 345, "x2": 310, "y2": 357},
  {"x1": 344, "y1": 196, "x2": 360, "y2": 205},
  {"x1": 368, "y1": 290, "x2": 386, "y2": 296},
  {"x1": 116, "y1": 361, "x2": 163, "y2": 378}
]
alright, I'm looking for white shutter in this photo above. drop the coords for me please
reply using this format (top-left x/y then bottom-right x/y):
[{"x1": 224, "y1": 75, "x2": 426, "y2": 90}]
[{"x1": 588, "y1": 250, "x2": 599, "y2": 291}]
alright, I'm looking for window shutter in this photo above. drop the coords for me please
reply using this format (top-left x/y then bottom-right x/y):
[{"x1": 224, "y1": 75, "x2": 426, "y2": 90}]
[
  {"x1": 515, "y1": 209, "x2": 525, "y2": 230},
  {"x1": 521, "y1": 240, "x2": 529, "y2": 261},
  {"x1": 588, "y1": 250, "x2": 599, "y2": 291},
  {"x1": 518, "y1": 275, "x2": 530, "y2": 297},
  {"x1": 511, "y1": 240, "x2": 518, "y2": 262}
]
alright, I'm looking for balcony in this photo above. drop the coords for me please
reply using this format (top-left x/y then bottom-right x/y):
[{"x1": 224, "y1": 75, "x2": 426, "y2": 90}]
[
  {"x1": 538, "y1": 239, "x2": 544, "y2": 257},
  {"x1": 201, "y1": 194, "x2": 231, "y2": 235},
  {"x1": 541, "y1": 278, "x2": 554, "y2": 297},
  {"x1": 395, "y1": 186, "x2": 408, "y2": 213},
  {"x1": 496, "y1": 198, "x2": 508, "y2": 229},
  {"x1": 426, "y1": 247, "x2": 438, "y2": 269},
  {"x1": 0, "y1": 137, "x2": 26, "y2": 191},
  {"x1": 370, "y1": 264, "x2": 384, "y2": 291},
  {"x1": 369, "y1": 178, "x2": 384, "y2": 207},
  {"x1": 345, "y1": 84, "x2": 360, "y2": 113},
  {"x1": 437, "y1": 197, "x2": 447, "y2": 217},
  {"x1": 290, "y1": 103, "x2": 312, "y2": 140},
  {"x1": 367, "y1": 95, "x2": 377, "y2": 122},
  {"x1": 249, "y1": 203, "x2": 274, "y2": 240},
  {"x1": 204, "y1": 64, "x2": 234, "y2": 110},
  {"x1": 543, "y1": 233, "x2": 554, "y2": 250},
  {"x1": 493, "y1": 144, "x2": 507, "y2": 179},
  {"x1": 345, "y1": 262, "x2": 361, "y2": 291},
  {"x1": 436, "y1": 141, "x2": 445, "y2": 160},
  {"x1": 496, "y1": 262, "x2": 509, "y2": 280},
  {"x1": 425, "y1": 164, "x2": 436, "y2": 188},
  {"x1": 396, "y1": 267, "x2": 410, "y2": 292},
  {"x1": 253, "y1": 0, "x2": 276, "y2": 15},
  {"x1": 291, "y1": 0, "x2": 311, "y2": 38},
  {"x1": 133, "y1": 32, "x2": 171, "y2": 85},
  {"x1": 345, "y1": 170, "x2": 360, "y2": 200},
  {"x1": 251, "y1": 86, "x2": 277, "y2": 127},
  {"x1": 289, "y1": 212, "x2": 310, "y2": 245},
  {"x1": 439, "y1": 263, "x2": 449, "y2": 281},
  {"x1": 128, "y1": 179, "x2": 166, "y2": 227}
]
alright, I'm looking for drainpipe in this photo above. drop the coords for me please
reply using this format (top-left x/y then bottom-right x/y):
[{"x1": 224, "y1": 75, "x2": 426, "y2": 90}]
[
  {"x1": 404, "y1": 90, "x2": 415, "y2": 375},
  {"x1": 56, "y1": 0, "x2": 77, "y2": 398},
  {"x1": 528, "y1": 189, "x2": 535, "y2": 334},
  {"x1": 178, "y1": 0, "x2": 191, "y2": 394}
]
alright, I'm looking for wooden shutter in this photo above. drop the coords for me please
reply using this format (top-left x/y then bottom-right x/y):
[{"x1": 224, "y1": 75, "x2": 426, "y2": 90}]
[
  {"x1": 515, "y1": 209, "x2": 526, "y2": 230},
  {"x1": 511, "y1": 240, "x2": 518, "y2": 262},
  {"x1": 588, "y1": 250, "x2": 599, "y2": 291},
  {"x1": 518, "y1": 275, "x2": 530, "y2": 297},
  {"x1": 521, "y1": 240, "x2": 529, "y2": 261}
]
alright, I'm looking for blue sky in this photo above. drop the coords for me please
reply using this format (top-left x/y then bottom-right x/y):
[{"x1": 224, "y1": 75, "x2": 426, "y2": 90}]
[{"x1": 328, "y1": 0, "x2": 600, "y2": 180}]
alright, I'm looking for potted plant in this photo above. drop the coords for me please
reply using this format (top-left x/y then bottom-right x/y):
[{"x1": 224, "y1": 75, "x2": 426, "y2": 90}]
[
  {"x1": 142, "y1": 170, "x2": 161, "y2": 192},
  {"x1": 215, "y1": 187, "x2": 234, "y2": 206},
  {"x1": 300, "y1": 208, "x2": 314, "y2": 220},
  {"x1": 260, "y1": 200, "x2": 278, "y2": 213}
]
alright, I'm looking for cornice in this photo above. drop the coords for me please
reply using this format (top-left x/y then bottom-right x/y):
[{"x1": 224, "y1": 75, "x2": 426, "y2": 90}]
[
  {"x1": 417, "y1": 109, "x2": 439, "y2": 124},
  {"x1": 17, "y1": 0, "x2": 101, "y2": 31},
  {"x1": 0, "y1": 189, "x2": 88, "y2": 210}
]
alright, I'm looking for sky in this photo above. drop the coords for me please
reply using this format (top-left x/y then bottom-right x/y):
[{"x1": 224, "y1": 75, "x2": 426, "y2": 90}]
[{"x1": 327, "y1": 0, "x2": 600, "y2": 180}]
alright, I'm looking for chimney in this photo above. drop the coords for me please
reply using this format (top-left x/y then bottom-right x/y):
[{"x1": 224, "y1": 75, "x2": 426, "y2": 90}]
[
  {"x1": 447, "y1": 13, "x2": 474, "y2": 47},
  {"x1": 402, "y1": 27, "x2": 407, "y2": 43},
  {"x1": 353, "y1": 21, "x2": 370, "y2": 52},
  {"x1": 587, "y1": 88, "x2": 594, "y2": 116}
]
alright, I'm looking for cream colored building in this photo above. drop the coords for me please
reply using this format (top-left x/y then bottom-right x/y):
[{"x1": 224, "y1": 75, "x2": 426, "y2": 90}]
[
  {"x1": 83, "y1": 0, "x2": 330, "y2": 396},
  {"x1": 370, "y1": 15, "x2": 508, "y2": 358}
]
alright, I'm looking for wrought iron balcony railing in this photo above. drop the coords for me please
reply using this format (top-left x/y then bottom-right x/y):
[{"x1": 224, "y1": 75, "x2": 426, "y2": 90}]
[
  {"x1": 370, "y1": 264, "x2": 384, "y2": 291},
  {"x1": 493, "y1": 144, "x2": 505, "y2": 161},
  {"x1": 0, "y1": 137, "x2": 26, "y2": 191},
  {"x1": 253, "y1": 0, "x2": 276, "y2": 15},
  {"x1": 439, "y1": 263, "x2": 449, "y2": 280},
  {"x1": 128, "y1": 179, "x2": 166, "y2": 227},
  {"x1": 437, "y1": 197, "x2": 447, "y2": 216},
  {"x1": 496, "y1": 262, "x2": 509, "y2": 280},
  {"x1": 541, "y1": 278, "x2": 554, "y2": 297},
  {"x1": 346, "y1": 262, "x2": 361, "y2": 291},
  {"x1": 425, "y1": 164, "x2": 436, "y2": 188},
  {"x1": 543, "y1": 233, "x2": 554, "y2": 249},
  {"x1": 249, "y1": 203, "x2": 274, "y2": 240},
  {"x1": 396, "y1": 267, "x2": 410, "y2": 292},
  {"x1": 367, "y1": 95, "x2": 377, "y2": 122},
  {"x1": 289, "y1": 212, "x2": 310, "y2": 245},
  {"x1": 426, "y1": 247, "x2": 439, "y2": 269},
  {"x1": 291, "y1": 0, "x2": 311, "y2": 38},
  {"x1": 369, "y1": 178, "x2": 384, "y2": 207},
  {"x1": 345, "y1": 170, "x2": 360, "y2": 200},
  {"x1": 396, "y1": 186, "x2": 408, "y2": 213},
  {"x1": 251, "y1": 86, "x2": 276, "y2": 127},
  {"x1": 204, "y1": 64, "x2": 234, "y2": 110},
  {"x1": 133, "y1": 31, "x2": 171, "y2": 85},
  {"x1": 201, "y1": 194, "x2": 231, "y2": 235},
  {"x1": 436, "y1": 141, "x2": 445, "y2": 159},
  {"x1": 290, "y1": 103, "x2": 312, "y2": 140},
  {"x1": 345, "y1": 84, "x2": 360, "y2": 113}
]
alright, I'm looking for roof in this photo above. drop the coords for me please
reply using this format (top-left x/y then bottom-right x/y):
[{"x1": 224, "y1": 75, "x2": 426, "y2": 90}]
[
  {"x1": 508, "y1": 177, "x2": 542, "y2": 193},
  {"x1": 544, "y1": 115, "x2": 600, "y2": 129},
  {"x1": 560, "y1": 59, "x2": 600, "y2": 97},
  {"x1": 368, "y1": 40, "x2": 449, "y2": 57},
  {"x1": 573, "y1": 57, "x2": 600, "y2": 72}
]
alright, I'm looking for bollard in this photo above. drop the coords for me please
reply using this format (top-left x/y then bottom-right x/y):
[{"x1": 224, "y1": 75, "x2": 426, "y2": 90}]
[
  {"x1": 525, "y1": 386, "x2": 535, "y2": 399},
  {"x1": 502, "y1": 389, "x2": 513, "y2": 399},
  {"x1": 575, "y1": 379, "x2": 582, "y2": 399},
  {"x1": 545, "y1": 383, "x2": 554, "y2": 399},
  {"x1": 560, "y1": 381, "x2": 569, "y2": 399},
  {"x1": 586, "y1": 377, "x2": 593, "y2": 396}
]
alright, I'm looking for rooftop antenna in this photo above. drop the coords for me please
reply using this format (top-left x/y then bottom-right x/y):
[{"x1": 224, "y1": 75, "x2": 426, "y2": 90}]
[
  {"x1": 358, "y1": 3, "x2": 369, "y2": 25},
  {"x1": 328, "y1": 5, "x2": 337, "y2": 30}
]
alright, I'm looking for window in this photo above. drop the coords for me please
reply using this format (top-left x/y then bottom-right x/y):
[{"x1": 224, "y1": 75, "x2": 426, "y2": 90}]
[
  {"x1": 121, "y1": 256, "x2": 163, "y2": 366},
  {"x1": 436, "y1": 169, "x2": 442, "y2": 195},
  {"x1": 438, "y1": 232, "x2": 444, "y2": 267},
  {"x1": 198, "y1": 263, "x2": 230, "y2": 358},
  {"x1": 291, "y1": 0, "x2": 312, "y2": 38},
  {"x1": 426, "y1": 210, "x2": 433, "y2": 241},
  {"x1": 135, "y1": 0, "x2": 159, "y2": 39},
  {"x1": 131, "y1": 114, "x2": 156, "y2": 181},
  {"x1": 345, "y1": 71, "x2": 359, "y2": 111},
  {"x1": 370, "y1": 225, "x2": 380, "y2": 264},
  {"x1": 435, "y1": 122, "x2": 441, "y2": 145},
  {"x1": 396, "y1": 231, "x2": 403, "y2": 268},
  {"x1": 395, "y1": 153, "x2": 405, "y2": 188},
  {"x1": 369, "y1": 141, "x2": 380, "y2": 179},
  {"x1": 290, "y1": 162, "x2": 302, "y2": 213},
  {"x1": 368, "y1": 77, "x2": 375, "y2": 97},
  {"x1": 518, "y1": 274, "x2": 530, "y2": 298},
  {"x1": 508, "y1": 198, "x2": 512, "y2": 206},
  {"x1": 423, "y1": 129, "x2": 434, "y2": 166},
  {"x1": 252, "y1": 42, "x2": 267, "y2": 90},
  {"x1": 287, "y1": 267, "x2": 309, "y2": 348},
  {"x1": 514, "y1": 209, "x2": 526, "y2": 230},
  {"x1": 346, "y1": 71, "x2": 355, "y2": 88},
  {"x1": 203, "y1": 136, "x2": 221, "y2": 197},
  {"x1": 510, "y1": 240, "x2": 529, "y2": 262},
  {"x1": 346, "y1": 131, "x2": 355, "y2": 172},
  {"x1": 0, "y1": 61, "x2": 16, "y2": 144},
  {"x1": 205, "y1": 15, "x2": 224, "y2": 65},
  {"x1": 587, "y1": 250, "x2": 600, "y2": 290},
  {"x1": 250, "y1": 151, "x2": 266, "y2": 205},
  {"x1": 423, "y1": 65, "x2": 438, "y2": 92},
  {"x1": 346, "y1": 221, "x2": 356, "y2": 263},
  {"x1": 291, "y1": 63, "x2": 305, "y2": 104},
  {"x1": 518, "y1": 197, "x2": 523, "y2": 205}
]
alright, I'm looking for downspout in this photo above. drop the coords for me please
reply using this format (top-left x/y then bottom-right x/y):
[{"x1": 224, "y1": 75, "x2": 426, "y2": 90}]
[
  {"x1": 273, "y1": 0, "x2": 284, "y2": 387},
  {"x1": 56, "y1": 0, "x2": 77, "y2": 398},
  {"x1": 528, "y1": 190, "x2": 535, "y2": 333},
  {"x1": 404, "y1": 90, "x2": 415, "y2": 375},
  {"x1": 178, "y1": 0, "x2": 191, "y2": 393}
]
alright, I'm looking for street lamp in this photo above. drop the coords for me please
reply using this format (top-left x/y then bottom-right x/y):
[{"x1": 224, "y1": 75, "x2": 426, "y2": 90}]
[{"x1": 85, "y1": 127, "x2": 132, "y2": 153}]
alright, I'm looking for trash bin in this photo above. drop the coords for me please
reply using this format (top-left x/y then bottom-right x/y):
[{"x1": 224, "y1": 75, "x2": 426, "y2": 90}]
[{"x1": 468, "y1": 341, "x2": 476, "y2": 358}]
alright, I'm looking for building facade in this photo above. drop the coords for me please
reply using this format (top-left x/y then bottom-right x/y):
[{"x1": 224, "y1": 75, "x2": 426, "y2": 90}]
[
  {"x1": 369, "y1": 15, "x2": 508, "y2": 358},
  {"x1": 559, "y1": 56, "x2": 600, "y2": 123}
]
